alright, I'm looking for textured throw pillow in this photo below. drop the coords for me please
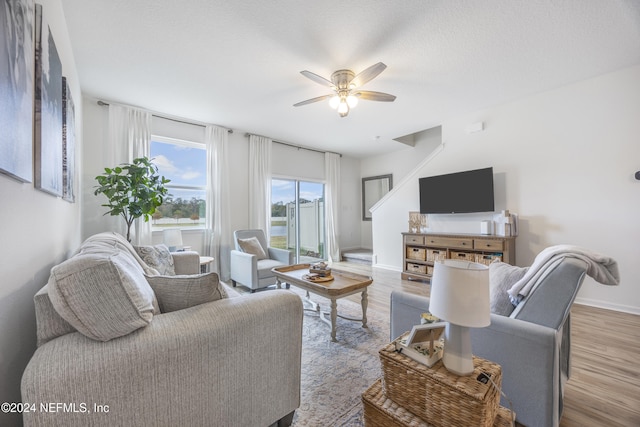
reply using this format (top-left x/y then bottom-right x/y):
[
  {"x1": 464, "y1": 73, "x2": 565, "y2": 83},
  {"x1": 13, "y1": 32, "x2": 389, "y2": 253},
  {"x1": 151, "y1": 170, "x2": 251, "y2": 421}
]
[
  {"x1": 489, "y1": 261, "x2": 529, "y2": 316},
  {"x1": 238, "y1": 237, "x2": 267, "y2": 260},
  {"x1": 134, "y1": 244, "x2": 175, "y2": 275},
  {"x1": 47, "y1": 251, "x2": 156, "y2": 342},
  {"x1": 146, "y1": 272, "x2": 228, "y2": 313}
]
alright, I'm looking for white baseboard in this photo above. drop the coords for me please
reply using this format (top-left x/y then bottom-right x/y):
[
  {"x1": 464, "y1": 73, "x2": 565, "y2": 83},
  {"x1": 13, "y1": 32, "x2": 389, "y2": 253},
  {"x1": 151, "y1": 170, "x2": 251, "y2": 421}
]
[
  {"x1": 574, "y1": 297, "x2": 640, "y2": 316},
  {"x1": 372, "y1": 263, "x2": 402, "y2": 273}
]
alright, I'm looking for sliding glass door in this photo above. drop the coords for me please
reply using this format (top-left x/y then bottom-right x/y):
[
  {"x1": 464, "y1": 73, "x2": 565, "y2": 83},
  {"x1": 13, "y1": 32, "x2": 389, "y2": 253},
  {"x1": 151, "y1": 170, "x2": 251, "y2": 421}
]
[{"x1": 271, "y1": 178, "x2": 325, "y2": 263}]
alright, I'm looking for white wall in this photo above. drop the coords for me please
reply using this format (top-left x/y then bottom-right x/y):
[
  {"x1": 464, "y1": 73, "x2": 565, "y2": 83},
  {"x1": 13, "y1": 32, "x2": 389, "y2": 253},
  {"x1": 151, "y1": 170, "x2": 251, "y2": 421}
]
[
  {"x1": 373, "y1": 65, "x2": 640, "y2": 314},
  {"x1": 360, "y1": 127, "x2": 442, "y2": 249},
  {"x1": 0, "y1": 1, "x2": 82, "y2": 425}
]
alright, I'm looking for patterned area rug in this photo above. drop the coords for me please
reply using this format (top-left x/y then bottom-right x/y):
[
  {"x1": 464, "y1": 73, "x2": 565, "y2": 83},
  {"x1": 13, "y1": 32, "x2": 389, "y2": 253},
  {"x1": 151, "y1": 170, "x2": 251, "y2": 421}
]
[{"x1": 289, "y1": 288, "x2": 390, "y2": 427}]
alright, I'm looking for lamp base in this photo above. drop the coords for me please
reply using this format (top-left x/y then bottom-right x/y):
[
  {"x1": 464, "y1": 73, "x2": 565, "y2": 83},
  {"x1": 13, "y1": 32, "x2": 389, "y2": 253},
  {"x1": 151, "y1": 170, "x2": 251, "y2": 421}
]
[{"x1": 442, "y1": 323, "x2": 475, "y2": 376}]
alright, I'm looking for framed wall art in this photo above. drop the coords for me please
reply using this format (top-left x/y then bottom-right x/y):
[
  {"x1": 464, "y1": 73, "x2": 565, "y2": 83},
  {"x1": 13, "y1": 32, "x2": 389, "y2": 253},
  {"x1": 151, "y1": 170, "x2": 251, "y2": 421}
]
[
  {"x1": 62, "y1": 76, "x2": 75, "y2": 202},
  {"x1": 34, "y1": 3, "x2": 63, "y2": 196},
  {"x1": 0, "y1": 0, "x2": 35, "y2": 182}
]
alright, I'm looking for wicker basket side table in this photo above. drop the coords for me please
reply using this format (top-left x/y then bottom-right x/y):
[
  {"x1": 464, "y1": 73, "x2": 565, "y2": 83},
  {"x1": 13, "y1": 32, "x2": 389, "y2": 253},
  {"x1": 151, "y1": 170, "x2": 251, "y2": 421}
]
[
  {"x1": 362, "y1": 379, "x2": 514, "y2": 427},
  {"x1": 378, "y1": 342, "x2": 503, "y2": 427}
]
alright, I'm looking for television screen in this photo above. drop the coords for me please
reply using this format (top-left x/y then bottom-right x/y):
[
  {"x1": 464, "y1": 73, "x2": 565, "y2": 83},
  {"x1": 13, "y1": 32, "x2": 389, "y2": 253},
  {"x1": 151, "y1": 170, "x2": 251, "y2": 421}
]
[{"x1": 419, "y1": 167, "x2": 494, "y2": 214}]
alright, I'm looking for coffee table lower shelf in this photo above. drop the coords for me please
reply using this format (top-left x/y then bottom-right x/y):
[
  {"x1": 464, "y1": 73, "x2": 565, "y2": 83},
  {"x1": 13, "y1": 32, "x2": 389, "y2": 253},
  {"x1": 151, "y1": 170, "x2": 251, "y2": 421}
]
[{"x1": 362, "y1": 379, "x2": 514, "y2": 427}]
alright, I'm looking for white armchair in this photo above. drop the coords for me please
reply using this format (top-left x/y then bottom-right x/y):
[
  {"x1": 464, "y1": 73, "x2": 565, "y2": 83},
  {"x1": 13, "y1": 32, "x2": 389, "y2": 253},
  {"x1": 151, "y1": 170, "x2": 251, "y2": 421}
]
[{"x1": 230, "y1": 229, "x2": 294, "y2": 292}]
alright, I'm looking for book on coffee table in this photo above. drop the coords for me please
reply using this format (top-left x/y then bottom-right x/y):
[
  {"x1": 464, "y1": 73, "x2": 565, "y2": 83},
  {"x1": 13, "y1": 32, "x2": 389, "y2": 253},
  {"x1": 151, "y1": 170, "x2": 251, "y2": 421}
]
[{"x1": 394, "y1": 322, "x2": 446, "y2": 367}]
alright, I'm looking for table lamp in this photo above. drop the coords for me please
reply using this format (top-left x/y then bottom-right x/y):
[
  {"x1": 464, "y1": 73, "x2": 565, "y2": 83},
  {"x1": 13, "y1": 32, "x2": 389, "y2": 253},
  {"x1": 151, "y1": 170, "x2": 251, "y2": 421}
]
[
  {"x1": 163, "y1": 229, "x2": 183, "y2": 252},
  {"x1": 428, "y1": 259, "x2": 490, "y2": 376}
]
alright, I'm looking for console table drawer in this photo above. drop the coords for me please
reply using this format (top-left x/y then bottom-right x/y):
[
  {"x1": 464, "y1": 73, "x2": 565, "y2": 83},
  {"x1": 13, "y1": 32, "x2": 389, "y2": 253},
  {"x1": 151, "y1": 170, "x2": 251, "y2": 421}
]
[
  {"x1": 424, "y1": 236, "x2": 473, "y2": 249},
  {"x1": 404, "y1": 235, "x2": 425, "y2": 245},
  {"x1": 474, "y1": 239, "x2": 505, "y2": 251}
]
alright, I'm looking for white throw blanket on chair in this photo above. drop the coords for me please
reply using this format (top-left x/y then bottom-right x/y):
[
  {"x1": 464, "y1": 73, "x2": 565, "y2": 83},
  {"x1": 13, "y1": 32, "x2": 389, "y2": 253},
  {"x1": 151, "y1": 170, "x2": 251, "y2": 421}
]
[{"x1": 507, "y1": 245, "x2": 620, "y2": 302}]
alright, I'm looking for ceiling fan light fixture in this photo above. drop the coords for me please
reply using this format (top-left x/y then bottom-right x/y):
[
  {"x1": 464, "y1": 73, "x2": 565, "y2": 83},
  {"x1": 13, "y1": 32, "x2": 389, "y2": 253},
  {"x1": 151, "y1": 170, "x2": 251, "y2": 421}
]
[
  {"x1": 337, "y1": 100, "x2": 349, "y2": 117},
  {"x1": 329, "y1": 95, "x2": 340, "y2": 109},
  {"x1": 295, "y1": 62, "x2": 395, "y2": 117}
]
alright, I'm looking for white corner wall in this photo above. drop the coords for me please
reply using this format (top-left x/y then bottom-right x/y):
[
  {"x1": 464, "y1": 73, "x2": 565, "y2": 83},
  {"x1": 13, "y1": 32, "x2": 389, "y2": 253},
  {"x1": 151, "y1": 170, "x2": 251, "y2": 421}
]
[
  {"x1": 360, "y1": 126, "x2": 442, "y2": 249},
  {"x1": 0, "y1": 1, "x2": 83, "y2": 424},
  {"x1": 373, "y1": 65, "x2": 640, "y2": 314}
]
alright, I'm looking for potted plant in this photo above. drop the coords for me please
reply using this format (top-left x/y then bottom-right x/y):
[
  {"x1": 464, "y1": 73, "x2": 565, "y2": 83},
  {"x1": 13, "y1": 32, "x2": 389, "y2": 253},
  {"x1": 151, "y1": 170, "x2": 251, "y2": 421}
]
[{"x1": 94, "y1": 157, "x2": 170, "y2": 242}]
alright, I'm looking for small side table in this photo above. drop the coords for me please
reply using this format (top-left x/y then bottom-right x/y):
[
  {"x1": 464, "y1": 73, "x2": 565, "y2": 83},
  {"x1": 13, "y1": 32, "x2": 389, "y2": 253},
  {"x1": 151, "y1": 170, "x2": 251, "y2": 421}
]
[{"x1": 199, "y1": 256, "x2": 214, "y2": 273}]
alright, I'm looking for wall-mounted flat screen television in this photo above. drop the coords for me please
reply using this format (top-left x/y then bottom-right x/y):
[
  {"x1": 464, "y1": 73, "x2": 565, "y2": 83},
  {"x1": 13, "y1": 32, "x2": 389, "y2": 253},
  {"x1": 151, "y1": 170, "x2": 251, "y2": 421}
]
[{"x1": 419, "y1": 167, "x2": 495, "y2": 214}]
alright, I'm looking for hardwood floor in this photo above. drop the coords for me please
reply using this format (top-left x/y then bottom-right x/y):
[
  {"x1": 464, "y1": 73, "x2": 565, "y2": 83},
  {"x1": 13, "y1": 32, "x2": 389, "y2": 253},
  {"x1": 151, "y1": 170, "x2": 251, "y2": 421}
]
[{"x1": 332, "y1": 261, "x2": 640, "y2": 427}]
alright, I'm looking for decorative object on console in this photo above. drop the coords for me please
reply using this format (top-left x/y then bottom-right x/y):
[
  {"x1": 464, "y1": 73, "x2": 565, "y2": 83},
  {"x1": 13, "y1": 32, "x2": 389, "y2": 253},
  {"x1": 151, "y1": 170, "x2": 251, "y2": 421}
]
[
  {"x1": 429, "y1": 259, "x2": 490, "y2": 376},
  {"x1": 162, "y1": 229, "x2": 183, "y2": 252},
  {"x1": 494, "y1": 210, "x2": 518, "y2": 237},
  {"x1": 94, "y1": 157, "x2": 170, "y2": 242},
  {"x1": 408, "y1": 211, "x2": 429, "y2": 233}
]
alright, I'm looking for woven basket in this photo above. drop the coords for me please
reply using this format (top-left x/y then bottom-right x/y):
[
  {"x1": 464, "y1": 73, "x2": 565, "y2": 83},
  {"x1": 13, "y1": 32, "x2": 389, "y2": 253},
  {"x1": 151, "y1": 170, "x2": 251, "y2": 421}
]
[
  {"x1": 362, "y1": 379, "x2": 514, "y2": 427},
  {"x1": 407, "y1": 247, "x2": 426, "y2": 261},
  {"x1": 426, "y1": 249, "x2": 446, "y2": 262},
  {"x1": 450, "y1": 251, "x2": 476, "y2": 262},
  {"x1": 379, "y1": 343, "x2": 501, "y2": 427},
  {"x1": 476, "y1": 253, "x2": 503, "y2": 266}
]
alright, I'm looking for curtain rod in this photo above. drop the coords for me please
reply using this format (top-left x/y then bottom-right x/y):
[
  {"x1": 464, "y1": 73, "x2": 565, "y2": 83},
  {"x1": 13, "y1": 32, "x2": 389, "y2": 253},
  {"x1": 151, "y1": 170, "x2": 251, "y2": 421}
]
[
  {"x1": 97, "y1": 100, "x2": 233, "y2": 133},
  {"x1": 244, "y1": 133, "x2": 342, "y2": 157}
]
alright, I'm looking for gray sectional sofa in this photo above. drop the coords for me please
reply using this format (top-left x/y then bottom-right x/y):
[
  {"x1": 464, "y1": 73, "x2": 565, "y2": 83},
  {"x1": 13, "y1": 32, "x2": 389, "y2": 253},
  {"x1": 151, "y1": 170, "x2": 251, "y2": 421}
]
[{"x1": 21, "y1": 232, "x2": 303, "y2": 427}]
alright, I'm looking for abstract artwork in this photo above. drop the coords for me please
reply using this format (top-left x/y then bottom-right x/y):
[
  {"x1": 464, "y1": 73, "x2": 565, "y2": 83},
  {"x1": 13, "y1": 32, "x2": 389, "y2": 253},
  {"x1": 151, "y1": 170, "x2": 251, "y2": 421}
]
[
  {"x1": 34, "y1": 3, "x2": 63, "y2": 196},
  {"x1": 0, "y1": 0, "x2": 35, "y2": 182},
  {"x1": 62, "y1": 77, "x2": 75, "y2": 202}
]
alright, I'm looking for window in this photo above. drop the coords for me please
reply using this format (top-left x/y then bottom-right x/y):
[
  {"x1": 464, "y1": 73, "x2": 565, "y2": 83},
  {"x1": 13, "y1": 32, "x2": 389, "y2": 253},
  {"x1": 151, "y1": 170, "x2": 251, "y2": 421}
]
[
  {"x1": 150, "y1": 136, "x2": 207, "y2": 230},
  {"x1": 271, "y1": 178, "x2": 325, "y2": 263}
]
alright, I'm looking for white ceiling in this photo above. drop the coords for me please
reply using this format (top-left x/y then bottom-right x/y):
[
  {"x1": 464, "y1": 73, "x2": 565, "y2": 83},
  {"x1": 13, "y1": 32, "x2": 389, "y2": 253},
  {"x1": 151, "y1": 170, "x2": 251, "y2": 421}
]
[{"x1": 61, "y1": 0, "x2": 640, "y2": 158}]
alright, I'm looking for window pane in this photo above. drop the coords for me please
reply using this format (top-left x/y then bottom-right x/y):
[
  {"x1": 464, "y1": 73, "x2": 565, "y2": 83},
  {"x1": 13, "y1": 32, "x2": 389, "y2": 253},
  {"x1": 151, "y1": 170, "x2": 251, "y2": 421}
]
[
  {"x1": 150, "y1": 138, "x2": 207, "y2": 230},
  {"x1": 271, "y1": 178, "x2": 325, "y2": 263},
  {"x1": 151, "y1": 140, "x2": 206, "y2": 187},
  {"x1": 299, "y1": 181, "x2": 325, "y2": 262},
  {"x1": 152, "y1": 188, "x2": 206, "y2": 230},
  {"x1": 271, "y1": 179, "x2": 297, "y2": 256}
]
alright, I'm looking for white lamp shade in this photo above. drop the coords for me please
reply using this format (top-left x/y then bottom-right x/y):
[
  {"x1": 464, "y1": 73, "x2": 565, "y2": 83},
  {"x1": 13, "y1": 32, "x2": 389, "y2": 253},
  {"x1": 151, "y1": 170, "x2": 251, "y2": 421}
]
[
  {"x1": 429, "y1": 259, "x2": 490, "y2": 328},
  {"x1": 163, "y1": 229, "x2": 183, "y2": 250}
]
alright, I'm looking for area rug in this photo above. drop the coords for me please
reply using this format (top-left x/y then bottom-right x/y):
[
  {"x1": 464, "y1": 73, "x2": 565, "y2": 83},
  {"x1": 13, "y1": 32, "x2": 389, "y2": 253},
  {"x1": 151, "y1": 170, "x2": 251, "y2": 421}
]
[{"x1": 288, "y1": 289, "x2": 390, "y2": 427}]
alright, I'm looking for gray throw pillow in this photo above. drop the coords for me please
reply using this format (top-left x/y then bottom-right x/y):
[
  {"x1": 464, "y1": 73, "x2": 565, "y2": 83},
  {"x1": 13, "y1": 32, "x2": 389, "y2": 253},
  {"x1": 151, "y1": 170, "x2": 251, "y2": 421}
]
[
  {"x1": 134, "y1": 244, "x2": 176, "y2": 275},
  {"x1": 238, "y1": 236, "x2": 267, "y2": 260},
  {"x1": 489, "y1": 261, "x2": 529, "y2": 316},
  {"x1": 146, "y1": 272, "x2": 228, "y2": 313},
  {"x1": 47, "y1": 251, "x2": 156, "y2": 342}
]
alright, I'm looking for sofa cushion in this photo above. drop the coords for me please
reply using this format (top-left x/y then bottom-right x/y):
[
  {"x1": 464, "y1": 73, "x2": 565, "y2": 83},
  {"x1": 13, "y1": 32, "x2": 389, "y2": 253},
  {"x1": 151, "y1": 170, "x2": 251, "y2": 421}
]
[
  {"x1": 33, "y1": 285, "x2": 78, "y2": 347},
  {"x1": 489, "y1": 261, "x2": 529, "y2": 316},
  {"x1": 134, "y1": 244, "x2": 176, "y2": 275},
  {"x1": 146, "y1": 272, "x2": 228, "y2": 313},
  {"x1": 238, "y1": 236, "x2": 267, "y2": 260},
  {"x1": 47, "y1": 251, "x2": 157, "y2": 342},
  {"x1": 80, "y1": 232, "x2": 160, "y2": 275}
]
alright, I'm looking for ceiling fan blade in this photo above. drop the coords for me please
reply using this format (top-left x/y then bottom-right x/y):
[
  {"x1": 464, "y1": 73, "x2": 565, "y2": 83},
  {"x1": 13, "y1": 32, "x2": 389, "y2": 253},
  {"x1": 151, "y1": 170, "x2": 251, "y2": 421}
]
[
  {"x1": 300, "y1": 70, "x2": 334, "y2": 88},
  {"x1": 293, "y1": 94, "x2": 333, "y2": 107},
  {"x1": 354, "y1": 90, "x2": 396, "y2": 102},
  {"x1": 351, "y1": 62, "x2": 387, "y2": 88}
]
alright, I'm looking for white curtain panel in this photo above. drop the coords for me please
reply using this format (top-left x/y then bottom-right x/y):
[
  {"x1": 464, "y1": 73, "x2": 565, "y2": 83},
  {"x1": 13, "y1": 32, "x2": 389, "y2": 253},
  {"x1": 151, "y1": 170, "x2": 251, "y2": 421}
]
[
  {"x1": 325, "y1": 152, "x2": 341, "y2": 262},
  {"x1": 205, "y1": 125, "x2": 231, "y2": 281},
  {"x1": 107, "y1": 104, "x2": 152, "y2": 245},
  {"x1": 248, "y1": 135, "x2": 272, "y2": 239}
]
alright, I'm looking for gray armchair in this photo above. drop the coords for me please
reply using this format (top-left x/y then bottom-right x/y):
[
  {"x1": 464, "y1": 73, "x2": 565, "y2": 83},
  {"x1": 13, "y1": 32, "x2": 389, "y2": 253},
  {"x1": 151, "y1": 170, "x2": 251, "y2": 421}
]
[
  {"x1": 390, "y1": 257, "x2": 589, "y2": 427},
  {"x1": 230, "y1": 229, "x2": 294, "y2": 292}
]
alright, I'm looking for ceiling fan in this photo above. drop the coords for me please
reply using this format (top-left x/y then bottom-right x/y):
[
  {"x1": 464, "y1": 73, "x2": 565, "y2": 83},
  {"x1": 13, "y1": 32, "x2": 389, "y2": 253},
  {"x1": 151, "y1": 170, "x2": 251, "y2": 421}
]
[{"x1": 294, "y1": 62, "x2": 396, "y2": 117}]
